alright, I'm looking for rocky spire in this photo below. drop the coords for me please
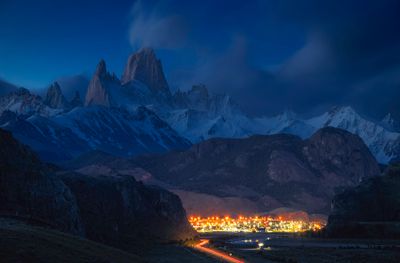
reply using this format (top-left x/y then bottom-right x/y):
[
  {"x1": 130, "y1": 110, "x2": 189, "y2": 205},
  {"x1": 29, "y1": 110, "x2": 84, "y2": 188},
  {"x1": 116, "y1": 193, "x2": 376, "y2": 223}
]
[
  {"x1": 85, "y1": 59, "x2": 113, "y2": 107},
  {"x1": 44, "y1": 82, "x2": 68, "y2": 109},
  {"x1": 121, "y1": 48, "x2": 171, "y2": 97}
]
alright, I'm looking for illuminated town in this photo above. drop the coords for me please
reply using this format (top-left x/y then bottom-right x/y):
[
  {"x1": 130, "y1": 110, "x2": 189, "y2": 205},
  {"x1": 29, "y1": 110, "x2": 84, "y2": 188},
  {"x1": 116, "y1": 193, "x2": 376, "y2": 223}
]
[{"x1": 189, "y1": 215, "x2": 325, "y2": 233}]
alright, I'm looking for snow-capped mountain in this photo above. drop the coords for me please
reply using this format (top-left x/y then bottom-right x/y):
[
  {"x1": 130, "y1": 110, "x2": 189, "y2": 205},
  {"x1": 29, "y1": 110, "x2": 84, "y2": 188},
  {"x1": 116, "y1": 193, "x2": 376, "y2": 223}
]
[
  {"x1": 0, "y1": 104, "x2": 190, "y2": 162},
  {"x1": 44, "y1": 82, "x2": 69, "y2": 109},
  {"x1": 381, "y1": 113, "x2": 400, "y2": 132},
  {"x1": 0, "y1": 47, "x2": 398, "y2": 164},
  {"x1": 255, "y1": 106, "x2": 400, "y2": 163},
  {"x1": 0, "y1": 50, "x2": 192, "y2": 162},
  {"x1": 0, "y1": 87, "x2": 62, "y2": 117},
  {"x1": 305, "y1": 106, "x2": 400, "y2": 163},
  {"x1": 159, "y1": 84, "x2": 256, "y2": 142}
]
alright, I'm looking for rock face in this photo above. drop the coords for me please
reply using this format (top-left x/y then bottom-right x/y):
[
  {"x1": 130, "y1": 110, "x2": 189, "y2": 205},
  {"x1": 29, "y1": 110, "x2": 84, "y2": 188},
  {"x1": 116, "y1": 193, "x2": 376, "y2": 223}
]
[
  {"x1": 121, "y1": 48, "x2": 171, "y2": 98},
  {"x1": 132, "y1": 127, "x2": 380, "y2": 214},
  {"x1": 325, "y1": 163, "x2": 400, "y2": 238},
  {"x1": 60, "y1": 172, "x2": 195, "y2": 248},
  {"x1": 304, "y1": 127, "x2": 379, "y2": 185},
  {"x1": 85, "y1": 60, "x2": 117, "y2": 107},
  {"x1": 44, "y1": 82, "x2": 68, "y2": 109},
  {"x1": 0, "y1": 128, "x2": 194, "y2": 248},
  {"x1": 0, "y1": 129, "x2": 83, "y2": 235}
]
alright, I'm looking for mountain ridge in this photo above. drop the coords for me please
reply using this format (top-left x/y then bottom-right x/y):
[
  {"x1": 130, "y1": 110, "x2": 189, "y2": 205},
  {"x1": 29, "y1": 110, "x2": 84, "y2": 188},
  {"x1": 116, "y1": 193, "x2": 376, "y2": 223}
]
[{"x1": 0, "y1": 48, "x2": 398, "y2": 163}]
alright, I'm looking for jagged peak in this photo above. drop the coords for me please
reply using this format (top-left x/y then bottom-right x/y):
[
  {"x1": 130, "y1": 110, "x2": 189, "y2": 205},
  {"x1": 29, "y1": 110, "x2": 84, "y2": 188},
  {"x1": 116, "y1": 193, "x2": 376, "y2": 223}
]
[
  {"x1": 121, "y1": 48, "x2": 171, "y2": 96},
  {"x1": 328, "y1": 105, "x2": 357, "y2": 115},
  {"x1": 137, "y1": 47, "x2": 156, "y2": 56},
  {"x1": 44, "y1": 82, "x2": 68, "y2": 109},
  {"x1": 382, "y1": 113, "x2": 393, "y2": 122},
  {"x1": 95, "y1": 59, "x2": 107, "y2": 77},
  {"x1": 85, "y1": 60, "x2": 114, "y2": 107},
  {"x1": 277, "y1": 109, "x2": 297, "y2": 120},
  {"x1": 46, "y1": 82, "x2": 63, "y2": 98}
]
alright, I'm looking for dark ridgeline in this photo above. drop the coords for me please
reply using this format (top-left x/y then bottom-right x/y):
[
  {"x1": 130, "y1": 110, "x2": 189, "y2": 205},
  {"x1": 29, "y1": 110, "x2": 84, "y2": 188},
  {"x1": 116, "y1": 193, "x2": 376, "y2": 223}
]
[
  {"x1": 131, "y1": 127, "x2": 380, "y2": 215},
  {"x1": 0, "y1": 128, "x2": 194, "y2": 251}
]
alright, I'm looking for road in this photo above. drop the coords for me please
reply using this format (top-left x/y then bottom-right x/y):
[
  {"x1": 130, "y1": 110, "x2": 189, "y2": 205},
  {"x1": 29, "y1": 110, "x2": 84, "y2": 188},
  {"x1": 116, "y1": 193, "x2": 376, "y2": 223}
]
[{"x1": 194, "y1": 239, "x2": 245, "y2": 263}]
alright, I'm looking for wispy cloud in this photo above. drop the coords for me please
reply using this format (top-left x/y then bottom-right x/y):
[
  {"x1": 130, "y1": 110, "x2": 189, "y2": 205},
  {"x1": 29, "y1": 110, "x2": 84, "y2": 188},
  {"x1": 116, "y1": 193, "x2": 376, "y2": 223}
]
[{"x1": 128, "y1": 0, "x2": 188, "y2": 49}]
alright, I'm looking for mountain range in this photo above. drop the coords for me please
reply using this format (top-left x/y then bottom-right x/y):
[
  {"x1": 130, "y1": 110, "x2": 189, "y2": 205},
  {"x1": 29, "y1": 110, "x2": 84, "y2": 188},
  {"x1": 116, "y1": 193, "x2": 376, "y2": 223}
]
[
  {"x1": 65, "y1": 127, "x2": 380, "y2": 215},
  {"x1": 0, "y1": 48, "x2": 399, "y2": 164}
]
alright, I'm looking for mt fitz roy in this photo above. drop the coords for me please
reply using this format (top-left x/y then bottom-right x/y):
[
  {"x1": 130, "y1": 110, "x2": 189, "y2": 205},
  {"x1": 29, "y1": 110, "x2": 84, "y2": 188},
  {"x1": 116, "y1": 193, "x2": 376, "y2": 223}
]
[{"x1": 0, "y1": 48, "x2": 399, "y2": 164}]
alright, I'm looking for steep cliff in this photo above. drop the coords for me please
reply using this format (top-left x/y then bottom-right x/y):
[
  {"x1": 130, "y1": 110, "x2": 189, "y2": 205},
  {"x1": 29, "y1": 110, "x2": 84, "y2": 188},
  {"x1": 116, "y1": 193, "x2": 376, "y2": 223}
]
[{"x1": 0, "y1": 129, "x2": 84, "y2": 235}]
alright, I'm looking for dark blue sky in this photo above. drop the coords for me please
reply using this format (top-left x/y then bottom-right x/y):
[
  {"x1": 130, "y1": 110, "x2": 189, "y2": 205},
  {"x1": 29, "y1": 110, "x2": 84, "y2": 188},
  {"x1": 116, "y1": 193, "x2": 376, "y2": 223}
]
[{"x1": 1, "y1": 0, "x2": 399, "y2": 117}]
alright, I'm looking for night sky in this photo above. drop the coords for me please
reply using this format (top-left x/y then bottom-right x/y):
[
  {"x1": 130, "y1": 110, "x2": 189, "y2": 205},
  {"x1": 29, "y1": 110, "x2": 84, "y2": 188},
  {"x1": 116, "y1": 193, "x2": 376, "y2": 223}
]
[{"x1": 1, "y1": 0, "x2": 399, "y2": 118}]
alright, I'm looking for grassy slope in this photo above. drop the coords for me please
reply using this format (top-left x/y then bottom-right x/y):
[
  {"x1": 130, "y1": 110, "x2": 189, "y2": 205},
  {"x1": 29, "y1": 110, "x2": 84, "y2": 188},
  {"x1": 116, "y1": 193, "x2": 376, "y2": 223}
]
[{"x1": 0, "y1": 217, "x2": 144, "y2": 263}]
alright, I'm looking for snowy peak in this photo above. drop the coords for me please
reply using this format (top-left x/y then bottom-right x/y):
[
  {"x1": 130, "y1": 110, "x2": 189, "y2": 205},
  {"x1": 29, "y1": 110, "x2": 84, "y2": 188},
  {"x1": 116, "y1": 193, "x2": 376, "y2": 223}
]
[
  {"x1": 121, "y1": 48, "x2": 171, "y2": 97},
  {"x1": 84, "y1": 60, "x2": 116, "y2": 107},
  {"x1": 308, "y1": 106, "x2": 359, "y2": 128},
  {"x1": 44, "y1": 82, "x2": 68, "y2": 109},
  {"x1": 381, "y1": 113, "x2": 400, "y2": 132},
  {"x1": 172, "y1": 84, "x2": 238, "y2": 116},
  {"x1": 276, "y1": 110, "x2": 298, "y2": 122},
  {"x1": 0, "y1": 87, "x2": 58, "y2": 117},
  {"x1": 306, "y1": 106, "x2": 400, "y2": 163},
  {"x1": 327, "y1": 106, "x2": 358, "y2": 119}
]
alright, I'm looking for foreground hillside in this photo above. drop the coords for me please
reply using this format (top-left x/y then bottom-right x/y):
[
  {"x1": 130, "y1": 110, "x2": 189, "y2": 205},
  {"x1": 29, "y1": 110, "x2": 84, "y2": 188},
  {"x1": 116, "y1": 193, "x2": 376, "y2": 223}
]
[
  {"x1": 325, "y1": 162, "x2": 400, "y2": 238},
  {"x1": 0, "y1": 217, "x2": 143, "y2": 263},
  {"x1": 0, "y1": 128, "x2": 194, "y2": 251}
]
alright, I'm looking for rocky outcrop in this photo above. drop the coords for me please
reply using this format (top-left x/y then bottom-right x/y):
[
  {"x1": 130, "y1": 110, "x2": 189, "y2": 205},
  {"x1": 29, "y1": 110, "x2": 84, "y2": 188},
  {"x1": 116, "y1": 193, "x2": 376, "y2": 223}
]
[
  {"x1": 325, "y1": 163, "x2": 400, "y2": 238},
  {"x1": 59, "y1": 172, "x2": 195, "y2": 249},
  {"x1": 132, "y1": 127, "x2": 380, "y2": 214},
  {"x1": 0, "y1": 129, "x2": 84, "y2": 235},
  {"x1": 84, "y1": 60, "x2": 116, "y2": 107},
  {"x1": 44, "y1": 82, "x2": 68, "y2": 109},
  {"x1": 121, "y1": 48, "x2": 171, "y2": 98}
]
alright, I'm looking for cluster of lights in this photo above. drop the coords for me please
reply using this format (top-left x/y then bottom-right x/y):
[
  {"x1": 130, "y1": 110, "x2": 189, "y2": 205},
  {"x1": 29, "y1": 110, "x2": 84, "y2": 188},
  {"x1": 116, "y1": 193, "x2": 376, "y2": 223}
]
[{"x1": 189, "y1": 215, "x2": 325, "y2": 233}]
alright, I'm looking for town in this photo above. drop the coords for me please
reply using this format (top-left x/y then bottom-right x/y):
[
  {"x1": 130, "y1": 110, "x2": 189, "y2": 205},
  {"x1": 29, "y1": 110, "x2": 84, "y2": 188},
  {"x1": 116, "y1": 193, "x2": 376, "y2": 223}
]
[{"x1": 189, "y1": 215, "x2": 325, "y2": 233}]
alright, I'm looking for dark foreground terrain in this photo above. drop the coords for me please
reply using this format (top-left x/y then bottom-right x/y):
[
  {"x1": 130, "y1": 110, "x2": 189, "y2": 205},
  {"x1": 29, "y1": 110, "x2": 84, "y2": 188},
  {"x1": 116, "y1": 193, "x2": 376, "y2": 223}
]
[
  {"x1": 0, "y1": 217, "x2": 220, "y2": 263},
  {"x1": 202, "y1": 232, "x2": 400, "y2": 263},
  {"x1": 0, "y1": 217, "x2": 143, "y2": 263}
]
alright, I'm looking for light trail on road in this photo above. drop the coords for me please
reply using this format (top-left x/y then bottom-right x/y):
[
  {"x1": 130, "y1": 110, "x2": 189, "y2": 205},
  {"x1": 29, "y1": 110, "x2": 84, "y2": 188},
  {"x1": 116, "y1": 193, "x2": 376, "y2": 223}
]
[{"x1": 194, "y1": 239, "x2": 245, "y2": 263}]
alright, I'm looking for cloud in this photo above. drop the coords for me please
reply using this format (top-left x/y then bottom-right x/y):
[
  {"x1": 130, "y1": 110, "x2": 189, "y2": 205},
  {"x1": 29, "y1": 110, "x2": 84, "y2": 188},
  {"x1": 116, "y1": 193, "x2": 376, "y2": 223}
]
[
  {"x1": 127, "y1": 0, "x2": 400, "y2": 118},
  {"x1": 129, "y1": 0, "x2": 188, "y2": 49}
]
